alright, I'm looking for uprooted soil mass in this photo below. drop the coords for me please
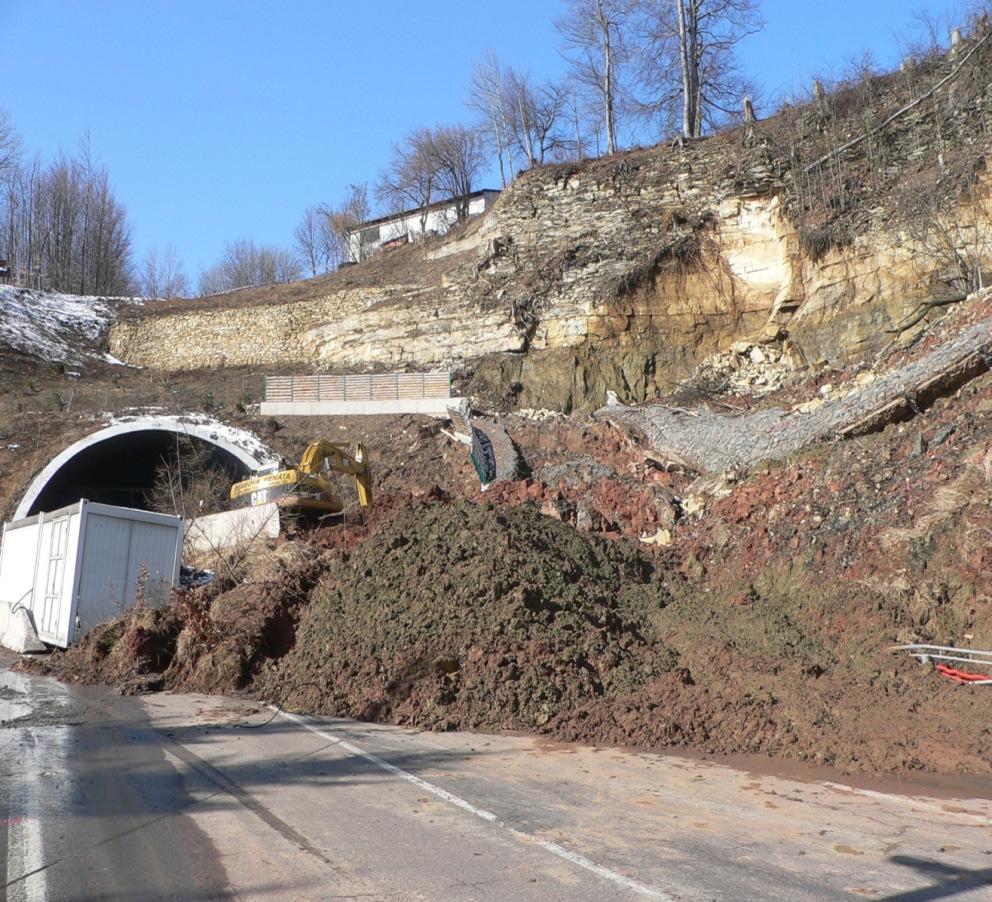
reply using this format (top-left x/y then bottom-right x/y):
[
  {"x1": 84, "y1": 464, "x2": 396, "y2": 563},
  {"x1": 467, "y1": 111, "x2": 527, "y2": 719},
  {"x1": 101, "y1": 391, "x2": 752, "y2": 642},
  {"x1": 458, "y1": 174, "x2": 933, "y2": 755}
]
[{"x1": 14, "y1": 298, "x2": 992, "y2": 776}]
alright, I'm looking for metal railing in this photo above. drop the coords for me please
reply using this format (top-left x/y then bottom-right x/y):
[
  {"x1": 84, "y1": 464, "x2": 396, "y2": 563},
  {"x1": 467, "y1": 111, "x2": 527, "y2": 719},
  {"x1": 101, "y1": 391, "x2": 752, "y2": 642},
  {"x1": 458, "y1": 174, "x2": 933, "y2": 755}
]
[
  {"x1": 263, "y1": 372, "x2": 452, "y2": 403},
  {"x1": 893, "y1": 644, "x2": 992, "y2": 684}
]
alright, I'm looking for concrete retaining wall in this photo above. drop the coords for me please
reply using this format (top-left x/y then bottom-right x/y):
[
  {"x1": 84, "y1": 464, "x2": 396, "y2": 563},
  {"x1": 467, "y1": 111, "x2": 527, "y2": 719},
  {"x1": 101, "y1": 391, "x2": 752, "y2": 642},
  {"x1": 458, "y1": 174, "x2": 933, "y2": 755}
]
[{"x1": 259, "y1": 398, "x2": 456, "y2": 418}]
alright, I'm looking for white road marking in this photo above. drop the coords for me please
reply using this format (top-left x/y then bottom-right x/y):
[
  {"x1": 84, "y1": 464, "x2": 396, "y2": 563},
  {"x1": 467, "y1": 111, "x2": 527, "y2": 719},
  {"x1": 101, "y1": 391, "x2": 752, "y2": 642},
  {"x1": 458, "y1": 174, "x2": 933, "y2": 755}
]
[
  {"x1": 4, "y1": 729, "x2": 52, "y2": 902},
  {"x1": 2, "y1": 671, "x2": 74, "y2": 902},
  {"x1": 275, "y1": 708, "x2": 675, "y2": 900}
]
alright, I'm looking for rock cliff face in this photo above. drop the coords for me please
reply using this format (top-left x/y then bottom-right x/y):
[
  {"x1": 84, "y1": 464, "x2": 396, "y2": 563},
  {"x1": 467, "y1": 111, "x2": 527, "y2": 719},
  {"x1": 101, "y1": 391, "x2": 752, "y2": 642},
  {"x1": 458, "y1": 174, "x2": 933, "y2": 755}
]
[
  {"x1": 109, "y1": 157, "x2": 950, "y2": 409},
  {"x1": 109, "y1": 33, "x2": 992, "y2": 410}
]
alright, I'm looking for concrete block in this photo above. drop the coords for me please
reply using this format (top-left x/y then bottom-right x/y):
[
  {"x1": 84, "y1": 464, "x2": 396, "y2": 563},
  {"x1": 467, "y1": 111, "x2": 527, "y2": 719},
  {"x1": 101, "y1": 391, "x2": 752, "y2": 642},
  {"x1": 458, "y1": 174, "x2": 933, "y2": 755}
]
[
  {"x1": 259, "y1": 397, "x2": 458, "y2": 418},
  {"x1": 186, "y1": 503, "x2": 281, "y2": 555},
  {"x1": 0, "y1": 602, "x2": 47, "y2": 654}
]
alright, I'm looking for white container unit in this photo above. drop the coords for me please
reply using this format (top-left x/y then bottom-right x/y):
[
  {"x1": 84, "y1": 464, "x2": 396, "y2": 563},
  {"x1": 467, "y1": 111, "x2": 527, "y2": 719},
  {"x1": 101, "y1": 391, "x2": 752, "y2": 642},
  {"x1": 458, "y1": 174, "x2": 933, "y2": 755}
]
[{"x1": 0, "y1": 500, "x2": 183, "y2": 648}]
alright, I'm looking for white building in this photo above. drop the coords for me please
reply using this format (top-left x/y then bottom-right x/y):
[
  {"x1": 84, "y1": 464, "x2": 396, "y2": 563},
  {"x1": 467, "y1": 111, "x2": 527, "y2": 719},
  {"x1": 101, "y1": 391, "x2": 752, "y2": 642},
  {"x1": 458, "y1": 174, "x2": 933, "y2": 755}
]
[{"x1": 346, "y1": 189, "x2": 500, "y2": 263}]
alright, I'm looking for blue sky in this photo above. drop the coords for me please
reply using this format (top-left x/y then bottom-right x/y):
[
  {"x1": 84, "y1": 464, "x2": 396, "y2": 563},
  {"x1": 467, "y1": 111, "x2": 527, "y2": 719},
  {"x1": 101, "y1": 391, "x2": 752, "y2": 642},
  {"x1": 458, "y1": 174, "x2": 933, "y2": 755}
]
[{"x1": 1, "y1": 0, "x2": 965, "y2": 279}]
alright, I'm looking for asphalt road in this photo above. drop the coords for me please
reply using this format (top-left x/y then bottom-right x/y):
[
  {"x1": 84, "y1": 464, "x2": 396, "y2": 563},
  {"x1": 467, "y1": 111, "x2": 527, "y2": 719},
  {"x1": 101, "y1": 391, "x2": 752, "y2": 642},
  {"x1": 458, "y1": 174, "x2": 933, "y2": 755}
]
[{"x1": 2, "y1": 663, "x2": 992, "y2": 900}]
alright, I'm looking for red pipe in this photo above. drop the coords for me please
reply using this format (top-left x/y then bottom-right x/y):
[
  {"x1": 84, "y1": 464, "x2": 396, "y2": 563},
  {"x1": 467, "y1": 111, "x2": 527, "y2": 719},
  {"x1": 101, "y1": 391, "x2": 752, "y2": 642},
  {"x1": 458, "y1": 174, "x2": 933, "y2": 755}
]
[{"x1": 936, "y1": 663, "x2": 992, "y2": 683}]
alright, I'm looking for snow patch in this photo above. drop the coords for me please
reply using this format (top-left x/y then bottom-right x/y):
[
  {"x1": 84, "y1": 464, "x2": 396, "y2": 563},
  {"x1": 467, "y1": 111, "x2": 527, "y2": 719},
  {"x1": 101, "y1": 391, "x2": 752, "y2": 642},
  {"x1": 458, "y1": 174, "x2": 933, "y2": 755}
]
[{"x1": 0, "y1": 285, "x2": 143, "y2": 366}]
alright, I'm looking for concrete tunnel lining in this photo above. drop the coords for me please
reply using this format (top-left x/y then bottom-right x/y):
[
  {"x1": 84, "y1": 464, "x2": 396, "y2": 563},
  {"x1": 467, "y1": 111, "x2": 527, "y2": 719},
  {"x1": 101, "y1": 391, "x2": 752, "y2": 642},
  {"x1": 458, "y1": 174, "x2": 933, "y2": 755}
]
[{"x1": 15, "y1": 416, "x2": 279, "y2": 520}]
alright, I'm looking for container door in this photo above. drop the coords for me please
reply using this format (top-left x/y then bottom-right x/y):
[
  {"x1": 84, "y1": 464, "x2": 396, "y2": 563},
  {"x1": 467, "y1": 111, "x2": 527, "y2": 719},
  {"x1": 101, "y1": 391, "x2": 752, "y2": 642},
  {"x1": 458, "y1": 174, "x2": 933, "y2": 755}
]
[
  {"x1": 0, "y1": 521, "x2": 42, "y2": 608},
  {"x1": 37, "y1": 515, "x2": 71, "y2": 643}
]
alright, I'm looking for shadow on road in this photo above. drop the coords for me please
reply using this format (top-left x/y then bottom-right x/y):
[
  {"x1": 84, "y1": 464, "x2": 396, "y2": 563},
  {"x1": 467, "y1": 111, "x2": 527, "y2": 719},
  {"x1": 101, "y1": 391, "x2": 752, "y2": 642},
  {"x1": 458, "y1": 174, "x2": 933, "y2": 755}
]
[
  {"x1": 1, "y1": 674, "x2": 494, "y2": 900},
  {"x1": 60, "y1": 708, "x2": 495, "y2": 821},
  {"x1": 884, "y1": 854, "x2": 992, "y2": 900}
]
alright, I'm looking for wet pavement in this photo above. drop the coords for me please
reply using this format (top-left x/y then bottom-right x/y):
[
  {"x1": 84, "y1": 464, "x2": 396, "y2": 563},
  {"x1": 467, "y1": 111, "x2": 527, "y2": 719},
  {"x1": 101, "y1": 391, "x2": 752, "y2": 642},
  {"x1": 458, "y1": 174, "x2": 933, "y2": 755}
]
[{"x1": 2, "y1": 661, "x2": 992, "y2": 900}]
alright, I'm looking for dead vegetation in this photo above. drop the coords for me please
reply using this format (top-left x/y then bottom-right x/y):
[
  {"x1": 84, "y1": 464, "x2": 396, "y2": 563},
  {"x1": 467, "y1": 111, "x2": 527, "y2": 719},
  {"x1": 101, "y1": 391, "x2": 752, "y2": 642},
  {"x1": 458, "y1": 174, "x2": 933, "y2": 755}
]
[
  {"x1": 767, "y1": 13, "x2": 992, "y2": 273},
  {"x1": 145, "y1": 434, "x2": 233, "y2": 519}
]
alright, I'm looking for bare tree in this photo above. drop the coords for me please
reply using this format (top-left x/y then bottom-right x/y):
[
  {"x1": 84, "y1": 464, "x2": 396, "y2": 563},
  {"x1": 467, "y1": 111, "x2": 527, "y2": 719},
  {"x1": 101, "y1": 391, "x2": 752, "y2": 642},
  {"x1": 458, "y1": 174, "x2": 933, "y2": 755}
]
[
  {"x1": 0, "y1": 109, "x2": 21, "y2": 184},
  {"x1": 634, "y1": 0, "x2": 762, "y2": 139},
  {"x1": 426, "y1": 124, "x2": 486, "y2": 219},
  {"x1": 503, "y1": 69, "x2": 570, "y2": 166},
  {"x1": 296, "y1": 182, "x2": 373, "y2": 272},
  {"x1": 563, "y1": 79, "x2": 598, "y2": 159},
  {"x1": 330, "y1": 181, "x2": 372, "y2": 263},
  {"x1": 340, "y1": 181, "x2": 371, "y2": 225},
  {"x1": 35, "y1": 153, "x2": 133, "y2": 294},
  {"x1": 146, "y1": 435, "x2": 233, "y2": 519},
  {"x1": 899, "y1": 8, "x2": 952, "y2": 61},
  {"x1": 892, "y1": 158, "x2": 992, "y2": 296},
  {"x1": 294, "y1": 205, "x2": 329, "y2": 277},
  {"x1": 376, "y1": 125, "x2": 484, "y2": 232},
  {"x1": 0, "y1": 117, "x2": 133, "y2": 294},
  {"x1": 199, "y1": 238, "x2": 303, "y2": 295},
  {"x1": 468, "y1": 51, "x2": 517, "y2": 186},
  {"x1": 375, "y1": 128, "x2": 438, "y2": 234},
  {"x1": 77, "y1": 165, "x2": 133, "y2": 294},
  {"x1": 2, "y1": 154, "x2": 42, "y2": 287},
  {"x1": 139, "y1": 244, "x2": 189, "y2": 298},
  {"x1": 556, "y1": 0, "x2": 636, "y2": 155}
]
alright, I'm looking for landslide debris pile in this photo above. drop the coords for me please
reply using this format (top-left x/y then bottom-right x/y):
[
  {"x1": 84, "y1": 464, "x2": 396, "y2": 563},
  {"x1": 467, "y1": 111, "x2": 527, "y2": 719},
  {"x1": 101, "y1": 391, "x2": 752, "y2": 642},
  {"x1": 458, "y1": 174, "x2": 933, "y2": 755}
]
[
  {"x1": 262, "y1": 502, "x2": 674, "y2": 731},
  {"x1": 24, "y1": 483, "x2": 992, "y2": 776},
  {"x1": 600, "y1": 295, "x2": 992, "y2": 473}
]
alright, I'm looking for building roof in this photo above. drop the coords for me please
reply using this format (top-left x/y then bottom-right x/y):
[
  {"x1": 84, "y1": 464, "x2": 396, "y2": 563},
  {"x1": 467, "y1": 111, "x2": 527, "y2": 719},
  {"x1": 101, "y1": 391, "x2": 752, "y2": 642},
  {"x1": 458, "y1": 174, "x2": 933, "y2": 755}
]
[{"x1": 346, "y1": 189, "x2": 501, "y2": 236}]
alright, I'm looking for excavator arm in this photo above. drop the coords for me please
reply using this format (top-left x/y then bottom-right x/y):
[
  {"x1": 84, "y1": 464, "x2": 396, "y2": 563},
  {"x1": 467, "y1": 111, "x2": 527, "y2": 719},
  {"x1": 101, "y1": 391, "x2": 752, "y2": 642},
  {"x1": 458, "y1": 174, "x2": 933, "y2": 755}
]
[{"x1": 297, "y1": 441, "x2": 372, "y2": 507}]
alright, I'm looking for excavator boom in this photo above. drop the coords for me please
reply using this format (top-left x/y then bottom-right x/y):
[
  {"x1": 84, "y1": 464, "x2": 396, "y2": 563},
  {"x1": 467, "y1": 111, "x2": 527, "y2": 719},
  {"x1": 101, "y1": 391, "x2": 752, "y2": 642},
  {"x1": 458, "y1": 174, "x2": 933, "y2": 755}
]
[{"x1": 298, "y1": 441, "x2": 372, "y2": 506}]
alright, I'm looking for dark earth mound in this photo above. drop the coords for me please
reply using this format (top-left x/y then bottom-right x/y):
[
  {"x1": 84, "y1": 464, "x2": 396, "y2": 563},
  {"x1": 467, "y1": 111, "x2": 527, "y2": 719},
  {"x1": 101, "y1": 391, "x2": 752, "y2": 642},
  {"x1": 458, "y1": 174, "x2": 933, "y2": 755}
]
[
  {"x1": 261, "y1": 501, "x2": 674, "y2": 732},
  {"x1": 24, "y1": 473, "x2": 992, "y2": 777}
]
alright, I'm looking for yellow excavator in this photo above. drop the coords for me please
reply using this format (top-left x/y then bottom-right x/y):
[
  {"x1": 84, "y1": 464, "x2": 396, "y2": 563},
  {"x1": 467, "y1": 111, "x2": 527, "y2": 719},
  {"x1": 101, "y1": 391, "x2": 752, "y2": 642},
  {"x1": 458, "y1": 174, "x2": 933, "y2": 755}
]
[{"x1": 230, "y1": 441, "x2": 372, "y2": 515}]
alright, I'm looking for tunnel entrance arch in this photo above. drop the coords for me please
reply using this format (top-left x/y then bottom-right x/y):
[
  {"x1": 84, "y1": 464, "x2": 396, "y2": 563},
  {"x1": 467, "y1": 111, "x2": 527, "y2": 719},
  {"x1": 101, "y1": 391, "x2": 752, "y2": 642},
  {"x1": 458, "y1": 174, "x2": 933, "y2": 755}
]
[{"x1": 16, "y1": 416, "x2": 279, "y2": 520}]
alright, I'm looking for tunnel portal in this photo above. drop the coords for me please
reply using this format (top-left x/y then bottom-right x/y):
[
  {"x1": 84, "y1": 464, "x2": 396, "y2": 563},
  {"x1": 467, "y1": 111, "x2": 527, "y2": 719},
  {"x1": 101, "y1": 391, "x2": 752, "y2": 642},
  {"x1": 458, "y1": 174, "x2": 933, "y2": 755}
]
[
  {"x1": 27, "y1": 431, "x2": 247, "y2": 514},
  {"x1": 15, "y1": 418, "x2": 277, "y2": 520}
]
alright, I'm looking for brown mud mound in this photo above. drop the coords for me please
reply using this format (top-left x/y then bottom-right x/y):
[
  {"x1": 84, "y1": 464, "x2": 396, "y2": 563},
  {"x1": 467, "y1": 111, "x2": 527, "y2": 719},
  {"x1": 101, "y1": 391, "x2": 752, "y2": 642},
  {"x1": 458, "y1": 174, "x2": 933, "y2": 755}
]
[
  {"x1": 167, "y1": 542, "x2": 329, "y2": 693},
  {"x1": 262, "y1": 502, "x2": 675, "y2": 731},
  {"x1": 558, "y1": 570, "x2": 992, "y2": 775},
  {"x1": 25, "y1": 541, "x2": 330, "y2": 695}
]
